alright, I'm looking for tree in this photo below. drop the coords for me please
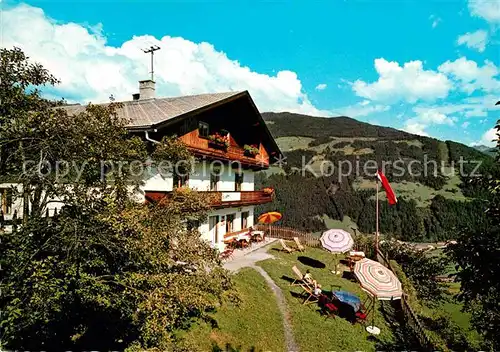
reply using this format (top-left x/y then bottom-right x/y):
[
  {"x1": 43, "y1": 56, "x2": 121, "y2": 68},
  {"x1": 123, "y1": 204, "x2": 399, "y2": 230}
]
[
  {"x1": 447, "y1": 117, "x2": 500, "y2": 350},
  {"x1": 381, "y1": 241, "x2": 448, "y2": 304},
  {"x1": 0, "y1": 47, "x2": 232, "y2": 350}
]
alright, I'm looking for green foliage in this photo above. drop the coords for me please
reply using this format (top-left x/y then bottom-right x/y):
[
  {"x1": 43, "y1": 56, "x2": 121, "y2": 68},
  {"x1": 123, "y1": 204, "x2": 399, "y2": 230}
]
[
  {"x1": 0, "y1": 47, "x2": 232, "y2": 351},
  {"x1": 381, "y1": 241, "x2": 448, "y2": 304},
  {"x1": 446, "y1": 119, "x2": 500, "y2": 350},
  {"x1": 257, "y1": 170, "x2": 486, "y2": 241}
]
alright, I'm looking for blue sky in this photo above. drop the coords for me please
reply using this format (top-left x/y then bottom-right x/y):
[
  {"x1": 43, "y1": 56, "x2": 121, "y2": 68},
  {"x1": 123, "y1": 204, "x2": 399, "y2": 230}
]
[{"x1": 1, "y1": 0, "x2": 499, "y2": 146}]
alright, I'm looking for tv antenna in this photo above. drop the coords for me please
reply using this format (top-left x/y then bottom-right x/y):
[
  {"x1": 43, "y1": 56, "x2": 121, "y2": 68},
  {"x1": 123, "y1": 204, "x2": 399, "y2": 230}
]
[{"x1": 142, "y1": 45, "x2": 161, "y2": 81}]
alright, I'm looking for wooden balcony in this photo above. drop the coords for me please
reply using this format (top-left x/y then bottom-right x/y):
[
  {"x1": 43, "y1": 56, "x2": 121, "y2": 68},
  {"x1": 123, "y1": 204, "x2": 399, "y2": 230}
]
[
  {"x1": 186, "y1": 145, "x2": 270, "y2": 169},
  {"x1": 179, "y1": 132, "x2": 270, "y2": 169},
  {"x1": 145, "y1": 189, "x2": 275, "y2": 208}
]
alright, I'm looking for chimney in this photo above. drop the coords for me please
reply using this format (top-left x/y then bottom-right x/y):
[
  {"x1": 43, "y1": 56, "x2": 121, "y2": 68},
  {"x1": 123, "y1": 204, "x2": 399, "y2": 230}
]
[{"x1": 136, "y1": 79, "x2": 155, "y2": 100}]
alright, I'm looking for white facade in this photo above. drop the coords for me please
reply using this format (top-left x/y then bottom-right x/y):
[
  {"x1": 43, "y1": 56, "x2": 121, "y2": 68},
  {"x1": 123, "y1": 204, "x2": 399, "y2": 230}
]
[
  {"x1": 140, "y1": 160, "x2": 258, "y2": 251},
  {"x1": 141, "y1": 161, "x2": 254, "y2": 192},
  {"x1": 2, "y1": 161, "x2": 259, "y2": 250}
]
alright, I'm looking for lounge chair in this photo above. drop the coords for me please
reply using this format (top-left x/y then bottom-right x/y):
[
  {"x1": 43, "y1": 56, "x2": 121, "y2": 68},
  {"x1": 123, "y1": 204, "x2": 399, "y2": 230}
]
[
  {"x1": 291, "y1": 265, "x2": 305, "y2": 286},
  {"x1": 279, "y1": 239, "x2": 295, "y2": 253},
  {"x1": 293, "y1": 237, "x2": 305, "y2": 252}
]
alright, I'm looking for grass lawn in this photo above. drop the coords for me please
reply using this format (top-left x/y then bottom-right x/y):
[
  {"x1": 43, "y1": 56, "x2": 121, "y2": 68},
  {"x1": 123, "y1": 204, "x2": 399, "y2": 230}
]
[
  {"x1": 181, "y1": 267, "x2": 286, "y2": 351},
  {"x1": 258, "y1": 245, "x2": 395, "y2": 351}
]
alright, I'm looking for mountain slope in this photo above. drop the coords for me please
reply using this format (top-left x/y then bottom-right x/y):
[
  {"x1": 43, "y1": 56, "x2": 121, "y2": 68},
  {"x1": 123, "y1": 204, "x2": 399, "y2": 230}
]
[{"x1": 257, "y1": 112, "x2": 497, "y2": 242}]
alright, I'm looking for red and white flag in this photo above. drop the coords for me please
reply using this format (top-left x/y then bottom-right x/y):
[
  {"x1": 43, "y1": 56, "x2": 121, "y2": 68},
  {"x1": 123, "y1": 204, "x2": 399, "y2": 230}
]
[{"x1": 377, "y1": 170, "x2": 397, "y2": 205}]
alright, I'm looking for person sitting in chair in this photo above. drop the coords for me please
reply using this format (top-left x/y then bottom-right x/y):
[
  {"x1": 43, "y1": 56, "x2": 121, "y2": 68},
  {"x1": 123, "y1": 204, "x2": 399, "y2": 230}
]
[
  {"x1": 303, "y1": 270, "x2": 314, "y2": 285},
  {"x1": 313, "y1": 283, "x2": 322, "y2": 296}
]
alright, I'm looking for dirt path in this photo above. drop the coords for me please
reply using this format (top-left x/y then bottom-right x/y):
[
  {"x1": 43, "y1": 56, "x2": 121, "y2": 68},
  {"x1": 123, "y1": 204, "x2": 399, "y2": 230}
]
[
  {"x1": 223, "y1": 245, "x2": 299, "y2": 351},
  {"x1": 252, "y1": 265, "x2": 299, "y2": 352}
]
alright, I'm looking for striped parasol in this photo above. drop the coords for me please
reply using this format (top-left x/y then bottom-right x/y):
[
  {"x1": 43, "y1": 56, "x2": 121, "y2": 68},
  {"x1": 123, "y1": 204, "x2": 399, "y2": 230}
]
[
  {"x1": 354, "y1": 258, "x2": 402, "y2": 300},
  {"x1": 320, "y1": 229, "x2": 354, "y2": 254},
  {"x1": 258, "y1": 212, "x2": 282, "y2": 224}
]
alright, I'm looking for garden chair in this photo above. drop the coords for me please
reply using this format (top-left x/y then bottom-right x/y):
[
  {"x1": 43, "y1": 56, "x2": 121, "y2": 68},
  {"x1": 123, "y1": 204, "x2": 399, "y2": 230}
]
[
  {"x1": 355, "y1": 310, "x2": 368, "y2": 324},
  {"x1": 279, "y1": 239, "x2": 295, "y2": 253},
  {"x1": 301, "y1": 284, "x2": 320, "y2": 305},
  {"x1": 293, "y1": 237, "x2": 305, "y2": 252},
  {"x1": 318, "y1": 294, "x2": 338, "y2": 320},
  {"x1": 291, "y1": 265, "x2": 305, "y2": 286},
  {"x1": 219, "y1": 248, "x2": 234, "y2": 261}
]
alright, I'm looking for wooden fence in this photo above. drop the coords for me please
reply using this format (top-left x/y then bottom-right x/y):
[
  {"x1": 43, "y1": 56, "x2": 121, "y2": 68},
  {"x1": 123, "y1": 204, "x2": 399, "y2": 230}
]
[
  {"x1": 253, "y1": 224, "x2": 372, "y2": 254},
  {"x1": 257, "y1": 224, "x2": 435, "y2": 351},
  {"x1": 254, "y1": 224, "x2": 322, "y2": 247}
]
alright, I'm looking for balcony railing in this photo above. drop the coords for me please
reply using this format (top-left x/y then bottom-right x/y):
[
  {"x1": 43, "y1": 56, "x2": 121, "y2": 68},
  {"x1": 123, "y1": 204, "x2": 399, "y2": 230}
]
[
  {"x1": 186, "y1": 144, "x2": 269, "y2": 168},
  {"x1": 210, "y1": 190, "x2": 274, "y2": 208},
  {"x1": 144, "y1": 189, "x2": 274, "y2": 208},
  {"x1": 179, "y1": 133, "x2": 270, "y2": 168}
]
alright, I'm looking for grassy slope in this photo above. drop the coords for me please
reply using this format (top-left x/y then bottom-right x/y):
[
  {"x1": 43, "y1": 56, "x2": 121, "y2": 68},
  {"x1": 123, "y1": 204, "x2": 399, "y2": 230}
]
[
  {"x1": 182, "y1": 267, "x2": 285, "y2": 352},
  {"x1": 354, "y1": 175, "x2": 467, "y2": 207},
  {"x1": 258, "y1": 245, "x2": 395, "y2": 351},
  {"x1": 265, "y1": 113, "x2": 492, "y2": 208}
]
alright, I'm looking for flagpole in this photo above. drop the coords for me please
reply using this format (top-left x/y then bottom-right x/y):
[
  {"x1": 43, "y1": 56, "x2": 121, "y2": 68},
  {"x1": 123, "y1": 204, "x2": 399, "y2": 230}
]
[{"x1": 375, "y1": 176, "x2": 379, "y2": 255}]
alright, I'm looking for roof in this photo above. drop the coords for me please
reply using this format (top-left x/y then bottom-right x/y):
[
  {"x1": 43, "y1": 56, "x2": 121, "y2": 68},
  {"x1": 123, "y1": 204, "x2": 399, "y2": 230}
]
[
  {"x1": 61, "y1": 91, "x2": 244, "y2": 129},
  {"x1": 60, "y1": 90, "x2": 282, "y2": 157}
]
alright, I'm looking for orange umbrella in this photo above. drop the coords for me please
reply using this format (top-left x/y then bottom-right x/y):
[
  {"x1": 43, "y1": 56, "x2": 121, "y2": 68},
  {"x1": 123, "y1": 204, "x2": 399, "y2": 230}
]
[
  {"x1": 258, "y1": 212, "x2": 282, "y2": 239},
  {"x1": 258, "y1": 211, "x2": 282, "y2": 224}
]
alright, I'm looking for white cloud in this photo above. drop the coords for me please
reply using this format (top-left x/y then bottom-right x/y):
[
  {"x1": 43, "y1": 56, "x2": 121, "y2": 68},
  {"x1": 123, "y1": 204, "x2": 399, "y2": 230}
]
[
  {"x1": 429, "y1": 15, "x2": 442, "y2": 28},
  {"x1": 438, "y1": 57, "x2": 500, "y2": 94},
  {"x1": 415, "y1": 109, "x2": 454, "y2": 125},
  {"x1": 403, "y1": 106, "x2": 456, "y2": 137},
  {"x1": 352, "y1": 58, "x2": 452, "y2": 103},
  {"x1": 2, "y1": 4, "x2": 327, "y2": 116},
  {"x1": 461, "y1": 121, "x2": 471, "y2": 128},
  {"x1": 333, "y1": 102, "x2": 390, "y2": 118},
  {"x1": 468, "y1": 0, "x2": 500, "y2": 24},
  {"x1": 477, "y1": 128, "x2": 498, "y2": 147},
  {"x1": 457, "y1": 30, "x2": 488, "y2": 52},
  {"x1": 315, "y1": 83, "x2": 327, "y2": 91},
  {"x1": 412, "y1": 102, "x2": 492, "y2": 118},
  {"x1": 403, "y1": 122, "x2": 429, "y2": 136}
]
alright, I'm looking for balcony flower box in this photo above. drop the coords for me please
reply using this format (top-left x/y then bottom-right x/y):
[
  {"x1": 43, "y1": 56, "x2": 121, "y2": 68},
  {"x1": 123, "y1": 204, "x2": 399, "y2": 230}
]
[
  {"x1": 243, "y1": 144, "x2": 260, "y2": 157},
  {"x1": 208, "y1": 133, "x2": 229, "y2": 149}
]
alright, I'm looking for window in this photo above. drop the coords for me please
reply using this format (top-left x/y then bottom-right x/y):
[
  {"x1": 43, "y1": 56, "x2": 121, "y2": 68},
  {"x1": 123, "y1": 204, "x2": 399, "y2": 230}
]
[
  {"x1": 210, "y1": 168, "x2": 220, "y2": 191},
  {"x1": 198, "y1": 121, "x2": 209, "y2": 138},
  {"x1": 0, "y1": 188, "x2": 13, "y2": 215},
  {"x1": 173, "y1": 169, "x2": 189, "y2": 188},
  {"x1": 209, "y1": 216, "x2": 219, "y2": 243},
  {"x1": 226, "y1": 213, "x2": 235, "y2": 233},
  {"x1": 235, "y1": 172, "x2": 243, "y2": 191},
  {"x1": 241, "y1": 211, "x2": 249, "y2": 229}
]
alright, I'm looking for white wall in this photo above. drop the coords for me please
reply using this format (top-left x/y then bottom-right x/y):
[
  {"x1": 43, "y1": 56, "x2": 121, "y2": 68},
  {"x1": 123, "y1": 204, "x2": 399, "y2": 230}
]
[
  {"x1": 142, "y1": 161, "x2": 256, "y2": 193},
  {"x1": 199, "y1": 205, "x2": 255, "y2": 251},
  {"x1": 0, "y1": 183, "x2": 65, "y2": 221},
  {"x1": 141, "y1": 168, "x2": 174, "y2": 192}
]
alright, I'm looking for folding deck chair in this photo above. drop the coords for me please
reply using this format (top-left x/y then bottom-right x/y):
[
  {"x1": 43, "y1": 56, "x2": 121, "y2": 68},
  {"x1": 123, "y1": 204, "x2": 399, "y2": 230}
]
[
  {"x1": 291, "y1": 265, "x2": 305, "y2": 286},
  {"x1": 279, "y1": 239, "x2": 295, "y2": 253},
  {"x1": 293, "y1": 237, "x2": 305, "y2": 252}
]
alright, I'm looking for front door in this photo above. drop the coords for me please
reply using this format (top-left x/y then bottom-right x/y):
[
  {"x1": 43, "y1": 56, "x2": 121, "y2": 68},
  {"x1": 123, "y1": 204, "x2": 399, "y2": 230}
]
[{"x1": 209, "y1": 215, "x2": 219, "y2": 245}]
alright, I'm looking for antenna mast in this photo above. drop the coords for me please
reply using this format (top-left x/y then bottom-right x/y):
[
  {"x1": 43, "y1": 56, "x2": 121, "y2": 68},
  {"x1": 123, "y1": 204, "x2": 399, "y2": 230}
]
[{"x1": 142, "y1": 45, "x2": 161, "y2": 81}]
